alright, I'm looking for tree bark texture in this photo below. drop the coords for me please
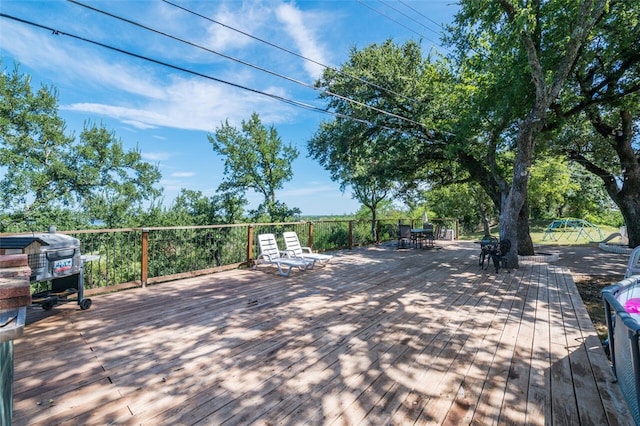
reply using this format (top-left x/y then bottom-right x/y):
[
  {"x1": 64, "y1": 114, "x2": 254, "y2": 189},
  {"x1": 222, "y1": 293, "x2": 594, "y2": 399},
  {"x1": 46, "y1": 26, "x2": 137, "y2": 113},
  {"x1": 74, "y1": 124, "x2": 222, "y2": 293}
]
[
  {"x1": 500, "y1": 123, "x2": 538, "y2": 268},
  {"x1": 518, "y1": 199, "x2": 535, "y2": 256},
  {"x1": 498, "y1": 0, "x2": 608, "y2": 268}
]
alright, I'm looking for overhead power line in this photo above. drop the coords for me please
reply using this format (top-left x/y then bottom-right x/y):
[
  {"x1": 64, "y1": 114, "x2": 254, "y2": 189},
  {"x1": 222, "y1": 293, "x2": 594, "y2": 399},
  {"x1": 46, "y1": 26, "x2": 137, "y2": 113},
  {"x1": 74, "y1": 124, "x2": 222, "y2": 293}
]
[
  {"x1": 0, "y1": 14, "x2": 324, "y2": 116},
  {"x1": 66, "y1": 0, "x2": 428, "y2": 130},
  {"x1": 356, "y1": 0, "x2": 425, "y2": 39},
  {"x1": 355, "y1": 0, "x2": 448, "y2": 53},
  {"x1": 0, "y1": 12, "x2": 422, "y2": 134},
  {"x1": 160, "y1": 0, "x2": 423, "y2": 106},
  {"x1": 397, "y1": 0, "x2": 447, "y2": 31},
  {"x1": 378, "y1": 0, "x2": 443, "y2": 39}
]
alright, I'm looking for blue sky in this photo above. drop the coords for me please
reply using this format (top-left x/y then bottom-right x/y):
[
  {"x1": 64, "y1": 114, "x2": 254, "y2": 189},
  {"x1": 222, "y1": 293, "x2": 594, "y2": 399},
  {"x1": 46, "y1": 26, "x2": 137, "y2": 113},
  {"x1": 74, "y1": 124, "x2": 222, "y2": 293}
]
[{"x1": 0, "y1": 0, "x2": 457, "y2": 216}]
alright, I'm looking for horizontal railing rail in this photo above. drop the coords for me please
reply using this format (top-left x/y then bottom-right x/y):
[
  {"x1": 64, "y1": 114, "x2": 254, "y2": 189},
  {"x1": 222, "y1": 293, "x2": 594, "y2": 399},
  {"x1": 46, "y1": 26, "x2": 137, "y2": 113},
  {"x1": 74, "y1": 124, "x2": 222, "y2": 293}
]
[{"x1": 1, "y1": 218, "x2": 458, "y2": 292}]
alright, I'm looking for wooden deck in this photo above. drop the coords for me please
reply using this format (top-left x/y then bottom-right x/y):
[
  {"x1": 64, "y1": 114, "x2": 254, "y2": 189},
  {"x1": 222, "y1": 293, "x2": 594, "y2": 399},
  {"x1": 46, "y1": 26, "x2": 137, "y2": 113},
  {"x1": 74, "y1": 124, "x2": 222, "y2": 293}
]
[{"x1": 11, "y1": 241, "x2": 634, "y2": 425}]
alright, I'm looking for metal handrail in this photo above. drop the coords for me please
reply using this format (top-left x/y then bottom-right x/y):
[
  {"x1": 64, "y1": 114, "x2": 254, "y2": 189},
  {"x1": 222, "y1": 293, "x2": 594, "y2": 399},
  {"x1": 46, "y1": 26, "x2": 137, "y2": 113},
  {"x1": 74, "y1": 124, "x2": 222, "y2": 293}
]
[{"x1": 1, "y1": 218, "x2": 459, "y2": 291}]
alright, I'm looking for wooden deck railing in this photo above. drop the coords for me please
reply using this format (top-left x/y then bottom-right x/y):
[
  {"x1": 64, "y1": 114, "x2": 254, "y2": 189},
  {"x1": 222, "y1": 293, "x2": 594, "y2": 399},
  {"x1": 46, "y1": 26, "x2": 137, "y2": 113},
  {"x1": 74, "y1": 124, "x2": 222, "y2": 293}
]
[{"x1": 1, "y1": 218, "x2": 458, "y2": 292}]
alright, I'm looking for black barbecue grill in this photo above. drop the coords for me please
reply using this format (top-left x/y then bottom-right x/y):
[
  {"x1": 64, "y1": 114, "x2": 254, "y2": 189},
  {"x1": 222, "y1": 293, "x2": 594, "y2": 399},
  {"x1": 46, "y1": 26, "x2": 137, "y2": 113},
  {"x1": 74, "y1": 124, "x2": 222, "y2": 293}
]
[{"x1": 0, "y1": 226, "x2": 92, "y2": 310}]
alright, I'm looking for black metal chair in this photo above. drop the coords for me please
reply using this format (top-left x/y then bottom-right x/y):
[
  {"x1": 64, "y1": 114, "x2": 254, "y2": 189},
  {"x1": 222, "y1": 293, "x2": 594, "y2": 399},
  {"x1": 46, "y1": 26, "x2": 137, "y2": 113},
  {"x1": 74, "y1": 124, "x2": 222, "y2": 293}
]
[
  {"x1": 422, "y1": 223, "x2": 435, "y2": 248},
  {"x1": 490, "y1": 239, "x2": 511, "y2": 273},
  {"x1": 398, "y1": 224, "x2": 412, "y2": 249},
  {"x1": 479, "y1": 235, "x2": 498, "y2": 269},
  {"x1": 387, "y1": 224, "x2": 398, "y2": 247}
]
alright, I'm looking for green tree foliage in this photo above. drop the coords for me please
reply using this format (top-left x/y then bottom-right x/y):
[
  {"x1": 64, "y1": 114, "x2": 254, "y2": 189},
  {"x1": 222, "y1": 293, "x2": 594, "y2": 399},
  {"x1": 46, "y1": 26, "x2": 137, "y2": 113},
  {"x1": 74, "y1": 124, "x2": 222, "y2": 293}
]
[
  {"x1": 314, "y1": 40, "x2": 456, "y2": 184},
  {"x1": 528, "y1": 157, "x2": 578, "y2": 220},
  {"x1": 73, "y1": 123, "x2": 162, "y2": 228},
  {"x1": 542, "y1": 0, "x2": 640, "y2": 246},
  {"x1": 0, "y1": 65, "x2": 73, "y2": 224},
  {"x1": 311, "y1": 40, "x2": 464, "y2": 237},
  {"x1": 447, "y1": 0, "x2": 608, "y2": 264},
  {"x1": 0, "y1": 65, "x2": 162, "y2": 231},
  {"x1": 208, "y1": 112, "x2": 300, "y2": 222},
  {"x1": 526, "y1": 156, "x2": 617, "y2": 223},
  {"x1": 140, "y1": 189, "x2": 247, "y2": 227},
  {"x1": 427, "y1": 183, "x2": 495, "y2": 234},
  {"x1": 309, "y1": 125, "x2": 397, "y2": 239},
  {"x1": 563, "y1": 165, "x2": 621, "y2": 225}
]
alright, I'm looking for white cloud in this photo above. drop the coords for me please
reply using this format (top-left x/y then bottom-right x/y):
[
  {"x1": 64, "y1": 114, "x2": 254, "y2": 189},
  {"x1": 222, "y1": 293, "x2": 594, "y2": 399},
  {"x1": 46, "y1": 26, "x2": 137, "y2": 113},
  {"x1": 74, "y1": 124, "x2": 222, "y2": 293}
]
[
  {"x1": 60, "y1": 72, "x2": 296, "y2": 133},
  {"x1": 202, "y1": 3, "x2": 272, "y2": 52},
  {"x1": 121, "y1": 120, "x2": 157, "y2": 130},
  {"x1": 2, "y1": 22, "x2": 167, "y2": 100},
  {"x1": 3, "y1": 4, "x2": 324, "y2": 134},
  {"x1": 172, "y1": 172, "x2": 196, "y2": 178},
  {"x1": 62, "y1": 102, "x2": 169, "y2": 126},
  {"x1": 159, "y1": 178, "x2": 185, "y2": 192},
  {"x1": 275, "y1": 3, "x2": 328, "y2": 80},
  {"x1": 143, "y1": 152, "x2": 172, "y2": 162}
]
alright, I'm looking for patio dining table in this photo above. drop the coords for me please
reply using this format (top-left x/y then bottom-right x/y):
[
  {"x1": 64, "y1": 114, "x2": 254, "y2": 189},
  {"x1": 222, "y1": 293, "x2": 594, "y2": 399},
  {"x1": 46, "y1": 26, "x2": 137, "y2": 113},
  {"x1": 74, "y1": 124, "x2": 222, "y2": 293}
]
[{"x1": 410, "y1": 228, "x2": 435, "y2": 248}]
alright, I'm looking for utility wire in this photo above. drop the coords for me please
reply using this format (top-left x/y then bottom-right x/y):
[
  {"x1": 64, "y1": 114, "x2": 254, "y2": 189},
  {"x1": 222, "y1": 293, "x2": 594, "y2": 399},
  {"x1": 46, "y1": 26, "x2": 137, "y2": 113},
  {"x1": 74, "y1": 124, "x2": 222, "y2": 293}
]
[
  {"x1": 64, "y1": 2, "x2": 322, "y2": 98},
  {"x1": 378, "y1": 0, "x2": 443, "y2": 39},
  {"x1": 0, "y1": 12, "x2": 414, "y2": 134},
  {"x1": 365, "y1": 1, "x2": 455, "y2": 57},
  {"x1": 355, "y1": 0, "x2": 442, "y2": 50},
  {"x1": 160, "y1": 0, "x2": 423, "y2": 106},
  {"x1": 67, "y1": 0, "x2": 428, "y2": 130},
  {"x1": 395, "y1": 0, "x2": 485, "y2": 60},
  {"x1": 1, "y1": 14, "x2": 329, "y2": 117},
  {"x1": 397, "y1": 0, "x2": 447, "y2": 31}
]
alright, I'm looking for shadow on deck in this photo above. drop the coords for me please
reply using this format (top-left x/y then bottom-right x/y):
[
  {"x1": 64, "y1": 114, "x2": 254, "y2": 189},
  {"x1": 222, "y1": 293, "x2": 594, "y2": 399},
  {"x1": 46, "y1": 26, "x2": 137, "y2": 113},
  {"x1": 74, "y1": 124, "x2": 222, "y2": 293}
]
[{"x1": 11, "y1": 241, "x2": 634, "y2": 425}]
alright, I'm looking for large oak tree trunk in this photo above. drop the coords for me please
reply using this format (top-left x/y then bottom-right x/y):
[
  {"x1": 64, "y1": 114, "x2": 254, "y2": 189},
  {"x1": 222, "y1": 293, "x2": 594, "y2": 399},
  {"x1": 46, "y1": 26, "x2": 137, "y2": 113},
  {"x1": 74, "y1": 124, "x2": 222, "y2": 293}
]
[
  {"x1": 518, "y1": 199, "x2": 534, "y2": 256},
  {"x1": 498, "y1": 0, "x2": 607, "y2": 268},
  {"x1": 500, "y1": 126, "x2": 537, "y2": 268},
  {"x1": 620, "y1": 199, "x2": 640, "y2": 248}
]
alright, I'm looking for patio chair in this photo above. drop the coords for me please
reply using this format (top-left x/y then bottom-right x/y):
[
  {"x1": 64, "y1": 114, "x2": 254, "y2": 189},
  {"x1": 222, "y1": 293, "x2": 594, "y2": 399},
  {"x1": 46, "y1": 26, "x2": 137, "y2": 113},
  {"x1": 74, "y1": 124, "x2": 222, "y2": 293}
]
[
  {"x1": 283, "y1": 231, "x2": 333, "y2": 265},
  {"x1": 398, "y1": 224, "x2": 411, "y2": 249},
  {"x1": 421, "y1": 223, "x2": 435, "y2": 248},
  {"x1": 479, "y1": 235, "x2": 498, "y2": 269},
  {"x1": 254, "y1": 233, "x2": 314, "y2": 276},
  {"x1": 490, "y1": 239, "x2": 511, "y2": 273}
]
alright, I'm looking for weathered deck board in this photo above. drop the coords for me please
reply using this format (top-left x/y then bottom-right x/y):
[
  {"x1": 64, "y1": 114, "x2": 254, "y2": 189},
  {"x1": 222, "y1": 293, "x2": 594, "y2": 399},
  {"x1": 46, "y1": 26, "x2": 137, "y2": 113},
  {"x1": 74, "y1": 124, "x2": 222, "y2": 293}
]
[
  {"x1": 11, "y1": 241, "x2": 634, "y2": 425},
  {"x1": 525, "y1": 263, "x2": 552, "y2": 425}
]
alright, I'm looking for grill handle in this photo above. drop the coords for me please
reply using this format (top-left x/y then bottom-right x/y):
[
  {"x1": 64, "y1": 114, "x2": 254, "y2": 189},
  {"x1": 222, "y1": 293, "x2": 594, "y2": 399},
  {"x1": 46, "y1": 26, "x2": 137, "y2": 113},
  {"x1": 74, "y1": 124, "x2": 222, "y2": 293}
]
[{"x1": 45, "y1": 248, "x2": 77, "y2": 261}]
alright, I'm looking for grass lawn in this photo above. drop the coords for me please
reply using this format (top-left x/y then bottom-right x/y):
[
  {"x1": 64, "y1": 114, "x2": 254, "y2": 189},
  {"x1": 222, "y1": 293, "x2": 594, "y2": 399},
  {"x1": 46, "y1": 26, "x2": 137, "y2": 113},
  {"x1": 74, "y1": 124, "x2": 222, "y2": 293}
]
[{"x1": 459, "y1": 219, "x2": 621, "y2": 246}]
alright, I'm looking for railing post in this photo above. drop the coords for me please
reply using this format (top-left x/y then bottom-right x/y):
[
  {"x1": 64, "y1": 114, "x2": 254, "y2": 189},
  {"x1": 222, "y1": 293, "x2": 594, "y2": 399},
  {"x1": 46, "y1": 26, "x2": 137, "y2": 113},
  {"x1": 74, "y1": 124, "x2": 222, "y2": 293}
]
[
  {"x1": 308, "y1": 222, "x2": 314, "y2": 249},
  {"x1": 348, "y1": 221, "x2": 354, "y2": 249},
  {"x1": 141, "y1": 228, "x2": 149, "y2": 288},
  {"x1": 0, "y1": 254, "x2": 30, "y2": 425},
  {"x1": 247, "y1": 224, "x2": 254, "y2": 265}
]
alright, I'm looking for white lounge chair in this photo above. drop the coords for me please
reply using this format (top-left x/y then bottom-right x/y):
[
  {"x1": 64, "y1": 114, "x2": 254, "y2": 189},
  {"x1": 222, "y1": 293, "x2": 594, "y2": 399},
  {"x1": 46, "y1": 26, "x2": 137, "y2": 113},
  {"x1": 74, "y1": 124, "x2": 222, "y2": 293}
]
[
  {"x1": 283, "y1": 231, "x2": 333, "y2": 265},
  {"x1": 254, "y1": 233, "x2": 313, "y2": 276}
]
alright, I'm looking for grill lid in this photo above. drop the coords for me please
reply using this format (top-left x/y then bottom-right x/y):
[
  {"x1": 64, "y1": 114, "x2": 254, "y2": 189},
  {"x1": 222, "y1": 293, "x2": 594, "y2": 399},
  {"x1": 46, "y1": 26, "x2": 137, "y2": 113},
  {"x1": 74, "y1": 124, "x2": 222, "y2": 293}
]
[
  {"x1": 0, "y1": 237, "x2": 49, "y2": 250},
  {"x1": 0, "y1": 227, "x2": 79, "y2": 251}
]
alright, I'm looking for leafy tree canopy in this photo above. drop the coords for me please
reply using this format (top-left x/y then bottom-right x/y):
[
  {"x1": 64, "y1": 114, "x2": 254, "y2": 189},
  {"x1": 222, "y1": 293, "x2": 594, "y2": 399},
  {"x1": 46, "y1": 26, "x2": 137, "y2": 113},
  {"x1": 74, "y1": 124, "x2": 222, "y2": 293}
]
[
  {"x1": 208, "y1": 112, "x2": 300, "y2": 222},
  {"x1": 0, "y1": 64, "x2": 162, "y2": 231}
]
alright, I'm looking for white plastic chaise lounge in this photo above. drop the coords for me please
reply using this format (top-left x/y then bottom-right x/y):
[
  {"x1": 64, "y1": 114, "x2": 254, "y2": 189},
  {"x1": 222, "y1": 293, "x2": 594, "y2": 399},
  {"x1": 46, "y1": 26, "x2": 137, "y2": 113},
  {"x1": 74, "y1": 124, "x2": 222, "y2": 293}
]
[
  {"x1": 283, "y1": 231, "x2": 334, "y2": 265},
  {"x1": 254, "y1": 233, "x2": 314, "y2": 276}
]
